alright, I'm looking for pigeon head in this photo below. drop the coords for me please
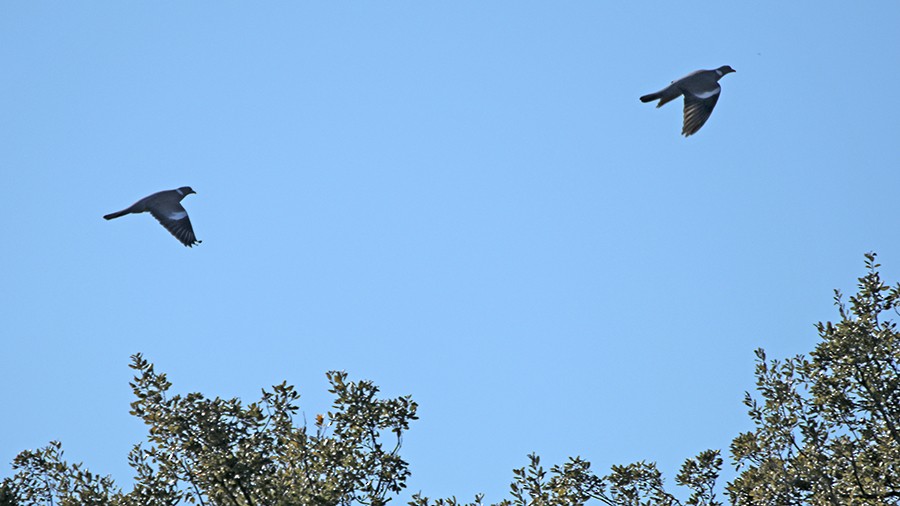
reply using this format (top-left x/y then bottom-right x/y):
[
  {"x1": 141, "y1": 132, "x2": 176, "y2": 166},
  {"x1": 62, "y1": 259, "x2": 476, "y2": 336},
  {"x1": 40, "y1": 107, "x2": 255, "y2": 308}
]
[
  {"x1": 178, "y1": 186, "x2": 196, "y2": 196},
  {"x1": 718, "y1": 65, "x2": 736, "y2": 75}
]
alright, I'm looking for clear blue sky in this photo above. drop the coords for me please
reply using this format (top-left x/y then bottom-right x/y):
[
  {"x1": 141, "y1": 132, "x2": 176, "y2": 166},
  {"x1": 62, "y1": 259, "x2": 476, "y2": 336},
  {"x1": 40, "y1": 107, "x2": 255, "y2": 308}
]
[{"x1": 2, "y1": 2, "x2": 899, "y2": 502}]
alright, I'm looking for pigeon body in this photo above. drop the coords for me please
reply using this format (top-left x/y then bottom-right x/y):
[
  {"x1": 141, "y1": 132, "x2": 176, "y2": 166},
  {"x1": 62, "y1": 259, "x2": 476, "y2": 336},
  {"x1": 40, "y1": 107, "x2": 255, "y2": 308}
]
[
  {"x1": 104, "y1": 187, "x2": 201, "y2": 247},
  {"x1": 640, "y1": 65, "x2": 735, "y2": 136}
]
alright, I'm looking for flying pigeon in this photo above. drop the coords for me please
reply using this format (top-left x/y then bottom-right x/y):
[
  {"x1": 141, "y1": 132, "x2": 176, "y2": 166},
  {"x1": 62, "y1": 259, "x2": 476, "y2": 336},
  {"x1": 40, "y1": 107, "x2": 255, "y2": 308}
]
[
  {"x1": 104, "y1": 187, "x2": 202, "y2": 247},
  {"x1": 640, "y1": 65, "x2": 736, "y2": 136}
]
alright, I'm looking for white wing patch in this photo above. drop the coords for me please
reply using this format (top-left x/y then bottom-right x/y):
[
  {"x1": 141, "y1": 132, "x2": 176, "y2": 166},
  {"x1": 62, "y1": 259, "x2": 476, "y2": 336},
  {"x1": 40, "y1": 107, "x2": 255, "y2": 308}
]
[
  {"x1": 695, "y1": 88, "x2": 720, "y2": 99},
  {"x1": 169, "y1": 211, "x2": 188, "y2": 220}
]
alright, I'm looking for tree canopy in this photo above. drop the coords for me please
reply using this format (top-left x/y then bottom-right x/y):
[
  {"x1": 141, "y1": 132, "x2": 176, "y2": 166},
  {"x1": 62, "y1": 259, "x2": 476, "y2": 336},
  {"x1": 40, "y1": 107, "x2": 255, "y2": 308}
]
[
  {"x1": 2, "y1": 357, "x2": 418, "y2": 506},
  {"x1": 4, "y1": 253, "x2": 900, "y2": 505}
]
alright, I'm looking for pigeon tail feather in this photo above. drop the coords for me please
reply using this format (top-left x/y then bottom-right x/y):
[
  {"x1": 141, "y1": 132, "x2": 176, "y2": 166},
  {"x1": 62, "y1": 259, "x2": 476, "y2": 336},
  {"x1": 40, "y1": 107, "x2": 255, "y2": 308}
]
[
  {"x1": 103, "y1": 209, "x2": 130, "y2": 220},
  {"x1": 640, "y1": 93, "x2": 679, "y2": 108}
]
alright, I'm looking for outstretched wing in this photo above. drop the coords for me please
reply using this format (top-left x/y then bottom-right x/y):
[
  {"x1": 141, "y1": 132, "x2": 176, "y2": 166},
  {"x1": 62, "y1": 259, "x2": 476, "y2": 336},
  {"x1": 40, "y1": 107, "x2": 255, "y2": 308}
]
[
  {"x1": 150, "y1": 203, "x2": 201, "y2": 247},
  {"x1": 682, "y1": 84, "x2": 721, "y2": 136}
]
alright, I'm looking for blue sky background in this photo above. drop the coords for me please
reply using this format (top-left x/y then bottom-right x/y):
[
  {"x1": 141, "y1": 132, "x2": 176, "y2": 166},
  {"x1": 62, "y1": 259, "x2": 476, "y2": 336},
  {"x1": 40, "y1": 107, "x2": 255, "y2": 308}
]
[{"x1": 2, "y1": 2, "x2": 899, "y2": 502}]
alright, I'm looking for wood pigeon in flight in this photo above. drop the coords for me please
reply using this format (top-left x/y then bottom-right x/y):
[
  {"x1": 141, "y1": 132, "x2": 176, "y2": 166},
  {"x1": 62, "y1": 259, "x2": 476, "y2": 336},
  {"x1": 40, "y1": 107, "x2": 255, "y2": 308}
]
[
  {"x1": 104, "y1": 187, "x2": 202, "y2": 247},
  {"x1": 640, "y1": 65, "x2": 736, "y2": 136}
]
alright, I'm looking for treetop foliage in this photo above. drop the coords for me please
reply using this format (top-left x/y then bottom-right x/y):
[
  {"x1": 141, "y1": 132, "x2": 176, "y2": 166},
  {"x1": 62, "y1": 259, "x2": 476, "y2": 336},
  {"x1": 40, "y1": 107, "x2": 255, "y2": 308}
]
[
  {"x1": 4, "y1": 253, "x2": 900, "y2": 505},
  {"x1": 3, "y1": 356, "x2": 418, "y2": 506}
]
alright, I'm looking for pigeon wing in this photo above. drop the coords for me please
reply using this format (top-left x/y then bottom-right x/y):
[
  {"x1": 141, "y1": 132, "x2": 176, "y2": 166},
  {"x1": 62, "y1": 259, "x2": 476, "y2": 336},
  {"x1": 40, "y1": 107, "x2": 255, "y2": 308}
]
[
  {"x1": 682, "y1": 84, "x2": 721, "y2": 136},
  {"x1": 149, "y1": 203, "x2": 201, "y2": 247}
]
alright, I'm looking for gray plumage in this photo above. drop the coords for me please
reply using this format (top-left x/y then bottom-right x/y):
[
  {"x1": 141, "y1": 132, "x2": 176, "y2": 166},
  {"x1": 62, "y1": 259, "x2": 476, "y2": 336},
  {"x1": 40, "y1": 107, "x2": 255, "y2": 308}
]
[
  {"x1": 104, "y1": 186, "x2": 201, "y2": 247},
  {"x1": 640, "y1": 65, "x2": 736, "y2": 136}
]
